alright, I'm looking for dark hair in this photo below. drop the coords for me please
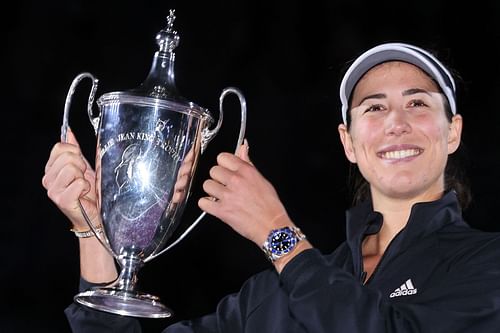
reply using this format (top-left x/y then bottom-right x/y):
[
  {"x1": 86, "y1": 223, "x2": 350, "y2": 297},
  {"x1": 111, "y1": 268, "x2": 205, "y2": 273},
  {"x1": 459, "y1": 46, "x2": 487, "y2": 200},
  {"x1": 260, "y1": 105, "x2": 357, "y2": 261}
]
[{"x1": 345, "y1": 69, "x2": 471, "y2": 210}]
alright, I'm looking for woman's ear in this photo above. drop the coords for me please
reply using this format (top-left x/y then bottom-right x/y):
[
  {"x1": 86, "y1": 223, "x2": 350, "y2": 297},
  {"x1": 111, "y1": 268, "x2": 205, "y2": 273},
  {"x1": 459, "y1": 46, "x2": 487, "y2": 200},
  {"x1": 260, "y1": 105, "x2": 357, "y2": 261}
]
[
  {"x1": 338, "y1": 123, "x2": 357, "y2": 163},
  {"x1": 447, "y1": 114, "x2": 463, "y2": 154}
]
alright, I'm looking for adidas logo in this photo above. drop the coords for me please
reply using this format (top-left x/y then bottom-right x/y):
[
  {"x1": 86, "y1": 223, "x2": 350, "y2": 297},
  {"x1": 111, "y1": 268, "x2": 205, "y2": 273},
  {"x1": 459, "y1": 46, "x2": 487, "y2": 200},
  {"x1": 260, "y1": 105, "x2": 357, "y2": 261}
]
[{"x1": 389, "y1": 279, "x2": 418, "y2": 298}]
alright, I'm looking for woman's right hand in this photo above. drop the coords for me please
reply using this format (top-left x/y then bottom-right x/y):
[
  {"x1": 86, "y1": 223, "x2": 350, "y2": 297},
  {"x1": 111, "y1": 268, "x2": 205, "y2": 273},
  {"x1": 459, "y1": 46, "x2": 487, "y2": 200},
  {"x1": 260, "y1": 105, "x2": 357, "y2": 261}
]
[
  {"x1": 42, "y1": 128, "x2": 100, "y2": 231},
  {"x1": 43, "y1": 128, "x2": 117, "y2": 283}
]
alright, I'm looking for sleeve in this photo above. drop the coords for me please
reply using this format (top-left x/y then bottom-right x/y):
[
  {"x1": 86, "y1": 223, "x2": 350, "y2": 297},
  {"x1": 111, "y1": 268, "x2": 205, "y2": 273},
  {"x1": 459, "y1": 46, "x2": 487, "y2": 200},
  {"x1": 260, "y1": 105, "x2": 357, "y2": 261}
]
[
  {"x1": 165, "y1": 270, "x2": 279, "y2": 333},
  {"x1": 65, "y1": 298, "x2": 224, "y2": 333},
  {"x1": 280, "y1": 247, "x2": 500, "y2": 333},
  {"x1": 280, "y1": 249, "x2": 387, "y2": 332},
  {"x1": 164, "y1": 293, "x2": 244, "y2": 333},
  {"x1": 65, "y1": 274, "x2": 266, "y2": 333}
]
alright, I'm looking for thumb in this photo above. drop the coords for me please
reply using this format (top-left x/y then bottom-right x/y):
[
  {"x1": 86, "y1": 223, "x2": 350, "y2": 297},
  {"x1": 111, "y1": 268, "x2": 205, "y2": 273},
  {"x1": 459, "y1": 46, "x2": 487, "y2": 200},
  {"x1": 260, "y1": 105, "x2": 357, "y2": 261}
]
[
  {"x1": 65, "y1": 127, "x2": 81, "y2": 147},
  {"x1": 236, "y1": 138, "x2": 252, "y2": 164},
  {"x1": 65, "y1": 128, "x2": 92, "y2": 169}
]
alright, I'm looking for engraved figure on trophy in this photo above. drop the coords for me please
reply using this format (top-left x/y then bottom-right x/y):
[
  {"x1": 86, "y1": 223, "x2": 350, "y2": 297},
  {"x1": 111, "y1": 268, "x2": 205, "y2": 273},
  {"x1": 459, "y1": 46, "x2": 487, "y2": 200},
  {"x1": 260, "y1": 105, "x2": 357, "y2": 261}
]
[
  {"x1": 112, "y1": 120, "x2": 173, "y2": 214},
  {"x1": 60, "y1": 9, "x2": 247, "y2": 318},
  {"x1": 108, "y1": 117, "x2": 186, "y2": 250}
]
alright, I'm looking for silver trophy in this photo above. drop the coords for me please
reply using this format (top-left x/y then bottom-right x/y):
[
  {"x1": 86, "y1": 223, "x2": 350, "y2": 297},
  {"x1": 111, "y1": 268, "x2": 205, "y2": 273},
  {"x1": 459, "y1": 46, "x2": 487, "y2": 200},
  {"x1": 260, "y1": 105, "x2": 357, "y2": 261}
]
[{"x1": 60, "y1": 9, "x2": 247, "y2": 318}]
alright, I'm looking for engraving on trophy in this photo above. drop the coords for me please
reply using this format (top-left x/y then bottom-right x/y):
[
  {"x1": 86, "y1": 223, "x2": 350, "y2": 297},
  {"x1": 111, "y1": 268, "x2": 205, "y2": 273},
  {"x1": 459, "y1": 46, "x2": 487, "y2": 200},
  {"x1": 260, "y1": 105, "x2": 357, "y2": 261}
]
[
  {"x1": 100, "y1": 115, "x2": 186, "y2": 250},
  {"x1": 151, "y1": 85, "x2": 168, "y2": 98},
  {"x1": 100, "y1": 137, "x2": 116, "y2": 156},
  {"x1": 100, "y1": 118, "x2": 181, "y2": 161}
]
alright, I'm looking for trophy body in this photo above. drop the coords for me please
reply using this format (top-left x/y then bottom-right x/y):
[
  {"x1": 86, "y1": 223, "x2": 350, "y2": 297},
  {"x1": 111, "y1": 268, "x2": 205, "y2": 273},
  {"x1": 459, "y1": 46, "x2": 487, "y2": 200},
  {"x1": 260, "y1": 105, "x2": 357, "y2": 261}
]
[
  {"x1": 97, "y1": 95, "x2": 203, "y2": 258},
  {"x1": 61, "y1": 10, "x2": 247, "y2": 318}
]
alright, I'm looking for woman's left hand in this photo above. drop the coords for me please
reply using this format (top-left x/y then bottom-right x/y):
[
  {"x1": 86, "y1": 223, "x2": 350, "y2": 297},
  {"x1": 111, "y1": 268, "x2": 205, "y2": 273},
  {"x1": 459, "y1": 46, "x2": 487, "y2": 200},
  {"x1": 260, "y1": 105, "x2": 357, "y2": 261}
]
[{"x1": 198, "y1": 140, "x2": 291, "y2": 246}]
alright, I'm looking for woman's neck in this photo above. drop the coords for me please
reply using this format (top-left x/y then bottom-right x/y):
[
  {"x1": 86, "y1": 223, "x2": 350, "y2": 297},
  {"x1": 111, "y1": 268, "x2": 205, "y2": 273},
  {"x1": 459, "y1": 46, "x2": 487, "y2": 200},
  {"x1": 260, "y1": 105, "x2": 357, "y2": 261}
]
[
  {"x1": 362, "y1": 196, "x2": 423, "y2": 281},
  {"x1": 362, "y1": 188, "x2": 445, "y2": 283},
  {"x1": 368, "y1": 188, "x2": 444, "y2": 254}
]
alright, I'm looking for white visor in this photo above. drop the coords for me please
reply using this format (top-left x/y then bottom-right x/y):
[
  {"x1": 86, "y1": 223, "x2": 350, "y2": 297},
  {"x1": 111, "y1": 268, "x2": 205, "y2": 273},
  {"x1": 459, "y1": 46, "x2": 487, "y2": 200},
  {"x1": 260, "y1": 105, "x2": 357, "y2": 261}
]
[{"x1": 339, "y1": 42, "x2": 457, "y2": 124}]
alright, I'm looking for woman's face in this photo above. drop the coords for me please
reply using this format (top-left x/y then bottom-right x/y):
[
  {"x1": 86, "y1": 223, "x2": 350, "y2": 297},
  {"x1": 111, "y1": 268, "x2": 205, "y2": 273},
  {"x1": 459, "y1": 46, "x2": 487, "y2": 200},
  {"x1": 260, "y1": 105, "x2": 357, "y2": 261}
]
[{"x1": 338, "y1": 61, "x2": 462, "y2": 202}]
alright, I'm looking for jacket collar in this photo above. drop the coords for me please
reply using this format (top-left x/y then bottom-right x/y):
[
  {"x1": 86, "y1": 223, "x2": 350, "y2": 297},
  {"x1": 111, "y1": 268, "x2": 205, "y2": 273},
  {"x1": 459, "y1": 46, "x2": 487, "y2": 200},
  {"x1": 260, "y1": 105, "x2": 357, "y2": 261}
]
[{"x1": 345, "y1": 191, "x2": 466, "y2": 278}]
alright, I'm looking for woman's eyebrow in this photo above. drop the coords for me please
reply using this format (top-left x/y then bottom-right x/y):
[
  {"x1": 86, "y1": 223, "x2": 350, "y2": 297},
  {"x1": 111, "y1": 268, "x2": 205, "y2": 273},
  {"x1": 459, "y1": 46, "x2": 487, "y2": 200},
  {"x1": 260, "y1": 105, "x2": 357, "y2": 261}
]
[
  {"x1": 358, "y1": 93, "x2": 386, "y2": 105},
  {"x1": 357, "y1": 88, "x2": 433, "y2": 106},
  {"x1": 402, "y1": 88, "x2": 432, "y2": 96}
]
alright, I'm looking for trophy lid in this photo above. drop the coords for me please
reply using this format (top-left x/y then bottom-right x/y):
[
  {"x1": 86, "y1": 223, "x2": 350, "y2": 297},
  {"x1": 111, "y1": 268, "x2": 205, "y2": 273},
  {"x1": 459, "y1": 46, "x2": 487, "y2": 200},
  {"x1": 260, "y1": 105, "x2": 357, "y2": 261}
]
[{"x1": 97, "y1": 9, "x2": 212, "y2": 122}]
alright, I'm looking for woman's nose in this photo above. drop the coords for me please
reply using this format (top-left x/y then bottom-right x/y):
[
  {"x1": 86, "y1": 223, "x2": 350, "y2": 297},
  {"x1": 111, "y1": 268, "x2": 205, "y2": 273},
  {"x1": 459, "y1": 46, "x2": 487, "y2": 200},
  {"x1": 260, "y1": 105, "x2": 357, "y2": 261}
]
[{"x1": 384, "y1": 109, "x2": 411, "y2": 136}]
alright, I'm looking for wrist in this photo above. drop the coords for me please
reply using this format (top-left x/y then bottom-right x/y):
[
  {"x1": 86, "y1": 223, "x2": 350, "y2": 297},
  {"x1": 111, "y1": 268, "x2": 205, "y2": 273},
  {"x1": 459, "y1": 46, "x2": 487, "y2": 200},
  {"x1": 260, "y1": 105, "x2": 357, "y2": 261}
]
[
  {"x1": 70, "y1": 224, "x2": 103, "y2": 238},
  {"x1": 273, "y1": 240, "x2": 312, "y2": 273},
  {"x1": 255, "y1": 211, "x2": 291, "y2": 245},
  {"x1": 79, "y1": 236, "x2": 118, "y2": 283}
]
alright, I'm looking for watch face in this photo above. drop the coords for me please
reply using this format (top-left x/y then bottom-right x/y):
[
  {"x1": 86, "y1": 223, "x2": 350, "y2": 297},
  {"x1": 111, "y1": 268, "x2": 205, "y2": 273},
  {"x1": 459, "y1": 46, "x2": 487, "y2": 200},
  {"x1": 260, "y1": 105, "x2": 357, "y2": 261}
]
[{"x1": 270, "y1": 228, "x2": 297, "y2": 256}]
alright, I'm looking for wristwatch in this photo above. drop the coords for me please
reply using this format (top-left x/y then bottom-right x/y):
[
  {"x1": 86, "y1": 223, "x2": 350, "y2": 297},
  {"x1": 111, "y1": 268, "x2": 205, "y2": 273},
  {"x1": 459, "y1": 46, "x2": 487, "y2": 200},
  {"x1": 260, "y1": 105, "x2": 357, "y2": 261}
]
[{"x1": 262, "y1": 226, "x2": 306, "y2": 262}]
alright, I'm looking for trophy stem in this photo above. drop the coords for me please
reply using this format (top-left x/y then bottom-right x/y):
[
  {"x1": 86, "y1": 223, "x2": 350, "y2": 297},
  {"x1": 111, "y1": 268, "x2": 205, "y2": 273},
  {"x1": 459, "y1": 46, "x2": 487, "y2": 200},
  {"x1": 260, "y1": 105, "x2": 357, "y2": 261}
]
[{"x1": 114, "y1": 254, "x2": 143, "y2": 292}]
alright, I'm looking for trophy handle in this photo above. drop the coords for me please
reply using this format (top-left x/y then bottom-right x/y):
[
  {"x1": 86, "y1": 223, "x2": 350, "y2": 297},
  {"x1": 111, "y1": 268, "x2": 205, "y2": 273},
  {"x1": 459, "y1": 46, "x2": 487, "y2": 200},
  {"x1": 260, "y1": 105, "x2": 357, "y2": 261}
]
[
  {"x1": 61, "y1": 72, "x2": 118, "y2": 259},
  {"x1": 61, "y1": 72, "x2": 101, "y2": 141},
  {"x1": 145, "y1": 87, "x2": 247, "y2": 262}
]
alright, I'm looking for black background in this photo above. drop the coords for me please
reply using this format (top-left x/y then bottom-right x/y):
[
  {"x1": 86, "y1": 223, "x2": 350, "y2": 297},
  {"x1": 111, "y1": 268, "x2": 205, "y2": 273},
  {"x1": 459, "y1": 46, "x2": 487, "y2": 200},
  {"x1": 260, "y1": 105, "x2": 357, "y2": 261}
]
[{"x1": 3, "y1": 0, "x2": 500, "y2": 332}]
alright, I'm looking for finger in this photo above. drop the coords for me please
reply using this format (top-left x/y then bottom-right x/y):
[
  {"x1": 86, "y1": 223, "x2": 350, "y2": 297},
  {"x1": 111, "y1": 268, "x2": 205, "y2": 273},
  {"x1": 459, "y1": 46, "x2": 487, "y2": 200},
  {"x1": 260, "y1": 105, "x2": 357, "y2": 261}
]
[
  {"x1": 198, "y1": 196, "x2": 219, "y2": 215},
  {"x1": 178, "y1": 159, "x2": 193, "y2": 178},
  {"x1": 48, "y1": 178, "x2": 92, "y2": 230},
  {"x1": 43, "y1": 152, "x2": 87, "y2": 189},
  {"x1": 236, "y1": 139, "x2": 252, "y2": 165},
  {"x1": 45, "y1": 143, "x2": 78, "y2": 173},
  {"x1": 67, "y1": 129, "x2": 96, "y2": 170},
  {"x1": 63, "y1": 177, "x2": 91, "y2": 203},
  {"x1": 66, "y1": 127, "x2": 80, "y2": 147},
  {"x1": 202, "y1": 179, "x2": 226, "y2": 200},
  {"x1": 183, "y1": 148, "x2": 195, "y2": 162},
  {"x1": 54, "y1": 163, "x2": 89, "y2": 194},
  {"x1": 55, "y1": 128, "x2": 95, "y2": 171},
  {"x1": 45, "y1": 141, "x2": 82, "y2": 173},
  {"x1": 209, "y1": 165, "x2": 234, "y2": 186},
  {"x1": 47, "y1": 171, "x2": 90, "y2": 208},
  {"x1": 216, "y1": 152, "x2": 248, "y2": 171},
  {"x1": 174, "y1": 174, "x2": 190, "y2": 192},
  {"x1": 172, "y1": 189, "x2": 186, "y2": 204}
]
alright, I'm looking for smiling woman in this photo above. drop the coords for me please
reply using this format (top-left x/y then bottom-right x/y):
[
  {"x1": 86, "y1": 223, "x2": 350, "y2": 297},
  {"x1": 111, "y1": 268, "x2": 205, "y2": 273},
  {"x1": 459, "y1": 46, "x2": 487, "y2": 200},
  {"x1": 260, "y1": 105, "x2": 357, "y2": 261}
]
[
  {"x1": 43, "y1": 42, "x2": 500, "y2": 332},
  {"x1": 341, "y1": 44, "x2": 471, "y2": 211},
  {"x1": 342, "y1": 62, "x2": 461, "y2": 201},
  {"x1": 337, "y1": 44, "x2": 466, "y2": 283}
]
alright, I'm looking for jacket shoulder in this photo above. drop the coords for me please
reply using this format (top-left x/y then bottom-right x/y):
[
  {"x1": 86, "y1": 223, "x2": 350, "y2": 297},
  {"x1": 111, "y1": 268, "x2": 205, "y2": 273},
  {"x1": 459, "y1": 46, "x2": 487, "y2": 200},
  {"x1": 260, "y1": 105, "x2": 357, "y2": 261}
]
[{"x1": 438, "y1": 225, "x2": 500, "y2": 268}]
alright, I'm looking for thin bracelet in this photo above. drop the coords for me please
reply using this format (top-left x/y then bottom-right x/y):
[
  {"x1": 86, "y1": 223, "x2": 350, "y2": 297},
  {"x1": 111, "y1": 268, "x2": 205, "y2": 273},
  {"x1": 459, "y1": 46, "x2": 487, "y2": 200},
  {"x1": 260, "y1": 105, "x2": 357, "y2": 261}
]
[{"x1": 70, "y1": 225, "x2": 103, "y2": 238}]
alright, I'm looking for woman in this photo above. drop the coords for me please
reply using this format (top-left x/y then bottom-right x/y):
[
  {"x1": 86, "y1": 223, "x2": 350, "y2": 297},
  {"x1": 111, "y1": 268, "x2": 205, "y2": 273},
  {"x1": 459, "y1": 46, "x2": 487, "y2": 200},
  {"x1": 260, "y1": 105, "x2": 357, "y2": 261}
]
[{"x1": 42, "y1": 42, "x2": 500, "y2": 332}]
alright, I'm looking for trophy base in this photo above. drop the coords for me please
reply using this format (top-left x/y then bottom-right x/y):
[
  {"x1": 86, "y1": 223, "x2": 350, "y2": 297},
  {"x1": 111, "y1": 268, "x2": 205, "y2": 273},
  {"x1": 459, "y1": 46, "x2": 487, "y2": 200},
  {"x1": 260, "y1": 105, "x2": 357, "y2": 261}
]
[{"x1": 74, "y1": 287, "x2": 173, "y2": 318}]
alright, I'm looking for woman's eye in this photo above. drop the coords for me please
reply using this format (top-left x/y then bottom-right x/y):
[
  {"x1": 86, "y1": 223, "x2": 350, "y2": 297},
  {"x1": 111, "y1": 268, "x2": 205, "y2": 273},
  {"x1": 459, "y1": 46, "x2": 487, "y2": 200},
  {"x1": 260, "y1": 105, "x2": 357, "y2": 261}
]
[
  {"x1": 365, "y1": 104, "x2": 385, "y2": 112},
  {"x1": 408, "y1": 99, "x2": 428, "y2": 108}
]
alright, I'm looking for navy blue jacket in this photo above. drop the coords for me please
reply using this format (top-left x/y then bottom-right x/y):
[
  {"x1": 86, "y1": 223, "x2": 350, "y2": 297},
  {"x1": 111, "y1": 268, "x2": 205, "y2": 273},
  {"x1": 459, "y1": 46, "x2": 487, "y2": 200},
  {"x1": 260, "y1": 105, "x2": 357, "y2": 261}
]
[{"x1": 65, "y1": 191, "x2": 500, "y2": 332}]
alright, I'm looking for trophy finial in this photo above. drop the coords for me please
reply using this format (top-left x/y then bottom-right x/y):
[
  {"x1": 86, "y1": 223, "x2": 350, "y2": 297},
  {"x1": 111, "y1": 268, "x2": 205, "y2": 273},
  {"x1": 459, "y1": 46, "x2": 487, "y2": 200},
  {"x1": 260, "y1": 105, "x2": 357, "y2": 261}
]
[
  {"x1": 156, "y1": 9, "x2": 179, "y2": 54},
  {"x1": 166, "y1": 9, "x2": 176, "y2": 33}
]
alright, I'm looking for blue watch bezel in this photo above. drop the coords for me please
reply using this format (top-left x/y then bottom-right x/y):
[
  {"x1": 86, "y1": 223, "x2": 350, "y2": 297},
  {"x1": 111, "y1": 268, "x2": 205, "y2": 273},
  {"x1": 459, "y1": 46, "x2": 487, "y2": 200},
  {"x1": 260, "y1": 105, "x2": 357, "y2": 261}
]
[
  {"x1": 269, "y1": 227, "x2": 297, "y2": 256},
  {"x1": 262, "y1": 226, "x2": 306, "y2": 262}
]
